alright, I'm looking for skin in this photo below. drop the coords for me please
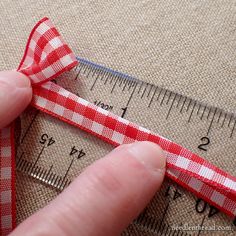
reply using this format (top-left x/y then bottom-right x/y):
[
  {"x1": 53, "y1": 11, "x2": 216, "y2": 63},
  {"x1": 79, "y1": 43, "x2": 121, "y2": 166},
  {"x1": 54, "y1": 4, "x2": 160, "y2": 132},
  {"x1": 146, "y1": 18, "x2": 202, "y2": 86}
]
[{"x1": 0, "y1": 71, "x2": 166, "y2": 236}]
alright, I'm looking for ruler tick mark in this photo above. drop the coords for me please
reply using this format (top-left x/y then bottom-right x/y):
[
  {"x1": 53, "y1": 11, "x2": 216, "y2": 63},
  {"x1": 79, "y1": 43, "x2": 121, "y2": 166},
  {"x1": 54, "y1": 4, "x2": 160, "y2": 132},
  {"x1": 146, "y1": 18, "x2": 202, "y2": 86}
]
[
  {"x1": 111, "y1": 77, "x2": 119, "y2": 93},
  {"x1": 166, "y1": 93, "x2": 177, "y2": 119},
  {"x1": 126, "y1": 82, "x2": 138, "y2": 107},
  {"x1": 180, "y1": 97, "x2": 187, "y2": 113},
  {"x1": 217, "y1": 111, "x2": 222, "y2": 123},
  {"x1": 230, "y1": 119, "x2": 236, "y2": 138},
  {"x1": 16, "y1": 152, "x2": 24, "y2": 166},
  {"x1": 122, "y1": 79, "x2": 129, "y2": 91},
  {"x1": 138, "y1": 82, "x2": 144, "y2": 94},
  {"x1": 197, "y1": 216, "x2": 206, "y2": 236},
  {"x1": 221, "y1": 113, "x2": 227, "y2": 127},
  {"x1": 147, "y1": 84, "x2": 153, "y2": 98},
  {"x1": 206, "y1": 108, "x2": 217, "y2": 136},
  {"x1": 30, "y1": 146, "x2": 45, "y2": 173},
  {"x1": 158, "y1": 202, "x2": 169, "y2": 233},
  {"x1": 200, "y1": 106, "x2": 207, "y2": 120},
  {"x1": 148, "y1": 86, "x2": 158, "y2": 108},
  {"x1": 188, "y1": 102, "x2": 196, "y2": 123},
  {"x1": 197, "y1": 103, "x2": 201, "y2": 115},
  {"x1": 90, "y1": 74, "x2": 99, "y2": 91},
  {"x1": 166, "y1": 91, "x2": 172, "y2": 105},
  {"x1": 186, "y1": 99, "x2": 192, "y2": 112},
  {"x1": 207, "y1": 107, "x2": 212, "y2": 120},
  {"x1": 21, "y1": 110, "x2": 39, "y2": 144},
  {"x1": 160, "y1": 90, "x2": 168, "y2": 106},
  {"x1": 176, "y1": 94, "x2": 182, "y2": 108},
  {"x1": 141, "y1": 83, "x2": 148, "y2": 98},
  {"x1": 228, "y1": 114, "x2": 233, "y2": 127}
]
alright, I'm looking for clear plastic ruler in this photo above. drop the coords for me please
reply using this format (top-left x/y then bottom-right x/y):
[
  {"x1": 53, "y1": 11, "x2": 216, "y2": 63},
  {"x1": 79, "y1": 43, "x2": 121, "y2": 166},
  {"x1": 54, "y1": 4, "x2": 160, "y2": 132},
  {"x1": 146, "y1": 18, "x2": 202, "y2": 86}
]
[{"x1": 16, "y1": 57, "x2": 236, "y2": 235}]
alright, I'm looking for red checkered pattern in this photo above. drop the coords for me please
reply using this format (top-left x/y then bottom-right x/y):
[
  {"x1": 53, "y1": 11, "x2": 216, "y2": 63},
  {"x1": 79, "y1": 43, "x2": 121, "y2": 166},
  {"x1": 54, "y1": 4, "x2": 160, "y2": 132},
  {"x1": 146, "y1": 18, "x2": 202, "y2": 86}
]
[
  {"x1": 0, "y1": 17, "x2": 235, "y2": 235},
  {"x1": 32, "y1": 82, "x2": 236, "y2": 218},
  {"x1": 0, "y1": 126, "x2": 15, "y2": 235},
  {"x1": 18, "y1": 17, "x2": 78, "y2": 85}
]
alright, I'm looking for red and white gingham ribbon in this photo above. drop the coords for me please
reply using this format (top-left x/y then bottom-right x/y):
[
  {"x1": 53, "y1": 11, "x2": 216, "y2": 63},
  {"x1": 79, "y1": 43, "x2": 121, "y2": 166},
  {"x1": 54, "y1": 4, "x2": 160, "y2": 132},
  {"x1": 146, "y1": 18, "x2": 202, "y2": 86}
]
[{"x1": 0, "y1": 17, "x2": 235, "y2": 235}]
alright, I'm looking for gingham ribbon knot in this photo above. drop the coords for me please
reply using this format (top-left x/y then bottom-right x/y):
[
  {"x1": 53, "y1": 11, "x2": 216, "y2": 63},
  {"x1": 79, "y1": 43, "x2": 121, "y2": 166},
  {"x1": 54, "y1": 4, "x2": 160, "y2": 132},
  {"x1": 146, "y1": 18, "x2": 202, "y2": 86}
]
[{"x1": 0, "y1": 17, "x2": 235, "y2": 235}]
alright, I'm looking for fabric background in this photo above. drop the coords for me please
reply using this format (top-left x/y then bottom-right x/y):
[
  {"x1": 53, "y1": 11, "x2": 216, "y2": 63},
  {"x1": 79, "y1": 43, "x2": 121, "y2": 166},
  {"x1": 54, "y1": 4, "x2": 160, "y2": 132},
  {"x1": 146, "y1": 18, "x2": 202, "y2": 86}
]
[
  {"x1": 1, "y1": 0, "x2": 236, "y2": 113},
  {"x1": 1, "y1": 1, "x2": 236, "y2": 235}
]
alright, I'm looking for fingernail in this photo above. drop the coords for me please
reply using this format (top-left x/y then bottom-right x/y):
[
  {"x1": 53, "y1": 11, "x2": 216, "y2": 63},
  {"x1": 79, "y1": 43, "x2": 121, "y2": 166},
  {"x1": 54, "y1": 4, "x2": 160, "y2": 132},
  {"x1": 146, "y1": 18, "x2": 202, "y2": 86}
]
[{"x1": 127, "y1": 141, "x2": 166, "y2": 171}]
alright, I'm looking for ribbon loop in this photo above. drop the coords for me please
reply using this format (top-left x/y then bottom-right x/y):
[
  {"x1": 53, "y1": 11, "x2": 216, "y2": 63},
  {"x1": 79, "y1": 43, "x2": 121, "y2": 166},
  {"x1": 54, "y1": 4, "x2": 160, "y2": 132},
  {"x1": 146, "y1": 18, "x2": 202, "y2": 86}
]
[{"x1": 17, "y1": 17, "x2": 78, "y2": 86}]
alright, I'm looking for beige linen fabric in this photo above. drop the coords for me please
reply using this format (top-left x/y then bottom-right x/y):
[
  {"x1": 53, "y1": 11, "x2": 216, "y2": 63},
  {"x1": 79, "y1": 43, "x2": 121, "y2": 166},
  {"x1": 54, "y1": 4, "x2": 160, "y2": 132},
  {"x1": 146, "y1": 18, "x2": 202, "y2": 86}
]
[
  {"x1": 1, "y1": 1, "x2": 236, "y2": 235},
  {"x1": 1, "y1": 1, "x2": 236, "y2": 113}
]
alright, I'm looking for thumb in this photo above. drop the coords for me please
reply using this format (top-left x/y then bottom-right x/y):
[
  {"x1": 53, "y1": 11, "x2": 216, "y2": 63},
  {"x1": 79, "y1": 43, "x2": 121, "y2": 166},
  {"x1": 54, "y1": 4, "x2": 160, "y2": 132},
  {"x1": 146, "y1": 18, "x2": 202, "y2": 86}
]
[
  {"x1": 11, "y1": 141, "x2": 166, "y2": 236},
  {"x1": 0, "y1": 70, "x2": 32, "y2": 128}
]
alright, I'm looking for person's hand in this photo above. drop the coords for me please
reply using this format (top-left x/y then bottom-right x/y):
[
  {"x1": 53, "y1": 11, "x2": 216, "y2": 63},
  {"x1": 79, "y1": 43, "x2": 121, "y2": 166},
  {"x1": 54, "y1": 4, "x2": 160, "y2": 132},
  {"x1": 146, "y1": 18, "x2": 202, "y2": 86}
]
[{"x1": 0, "y1": 71, "x2": 166, "y2": 236}]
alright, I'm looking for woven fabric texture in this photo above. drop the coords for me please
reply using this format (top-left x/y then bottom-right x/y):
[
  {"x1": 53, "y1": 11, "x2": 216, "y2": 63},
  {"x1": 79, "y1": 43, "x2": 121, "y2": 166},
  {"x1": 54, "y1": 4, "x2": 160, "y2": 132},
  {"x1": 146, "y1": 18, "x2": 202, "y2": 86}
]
[{"x1": 1, "y1": 1, "x2": 236, "y2": 235}]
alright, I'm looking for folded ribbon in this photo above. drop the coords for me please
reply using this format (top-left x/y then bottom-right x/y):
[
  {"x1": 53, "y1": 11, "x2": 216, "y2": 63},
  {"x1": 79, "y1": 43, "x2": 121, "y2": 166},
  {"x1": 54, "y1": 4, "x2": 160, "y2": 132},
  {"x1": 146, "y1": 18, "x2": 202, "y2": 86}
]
[{"x1": 0, "y1": 17, "x2": 235, "y2": 235}]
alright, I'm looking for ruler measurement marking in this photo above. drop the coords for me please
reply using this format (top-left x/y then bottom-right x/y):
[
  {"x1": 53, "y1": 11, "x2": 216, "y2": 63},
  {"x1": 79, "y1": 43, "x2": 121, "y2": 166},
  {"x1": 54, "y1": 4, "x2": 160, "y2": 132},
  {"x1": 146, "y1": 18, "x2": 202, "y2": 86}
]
[
  {"x1": 180, "y1": 97, "x2": 187, "y2": 113},
  {"x1": 197, "y1": 216, "x2": 206, "y2": 236},
  {"x1": 158, "y1": 202, "x2": 170, "y2": 233},
  {"x1": 200, "y1": 105, "x2": 207, "y2": 120},
  {"x1": 44, "y1": 165, "x2": 53, "y2": 183},
  {"x1": 186, "y1": 99, "x2": 192, "y2": 112},
  {"x1": 166, "y1": 93, "x2": 177, "y2": 119},
  {"x1": 103, "y1": 73, "x2": 111, "y2": 85},
  {"x1": 147, "y1": 84, "x2": 153, "y2": 98},
  {"x1": 176, "y1": 94, "x2": 183, "y2": 108},
  {"x1": 126, "y1": 82, "x2": 138, "y2": 107},
  {"x1": 156, "y1": 88, "x2": 163, "y2": 102},
  {"x1": 90, "y1": 73, "x2": 100, "y2": 91},
  {"x1": 127, "y1": 80, "x2": 133, "y2": 91},
  {"x1": 108, "y1": 73, "x2": 115, "y2": 84},
  {"x1": 221, "y1": 113, "x2": 227, "y2": 127},
  {"x1": 197, "y1": 103, "x2": 201, "y2": 115},
  {"x1": 230, "y1": 119, "x2": 236, "y2": 138},
  {"x1": 122, "y1": 79, "x2": 129, "y2": 91},
  {"x1": 74, "y1": 66, "x2": 82, "y2": 80},
  {"x1": 22, "y1": 159, "x2": 30, "y2": 172},
  {"x1": 49, "y1": 173, "x2": 56, "y2": 185},
  {"x1": 217, "y1": 110, "x2": 222, "y2": 123},
  {"x1": 21, "y1": 110, "x2": 39, "y2": 144},
  {"x1": 138, "y1": 81, "x2": 144, "y2": 94},
  {"x1": 38, "y1": 168, "x2": 47, "y2": 181},
  {"x1": 58, "y1": 157, "x2": 75, "y2": 189},
  {"x1": 141, "y1": 83, "x2": 148, "y2": 98},
  {"x1": 16, "y1": 152, "x2": 24, "y2": 166},
  {"x1": 207, "y1": 107, "x2": 212, "y2": 120},
  {"x1": 166, "y1": 91, "x2": 172, "y2": 105},
  {"x1": 118, "y1": 77, "x2": 123, "y2": 87},
  {"x1": 160, "y1": 90, "x2": 168, "y2": 106},
  {"x1": 148, "y1": 86, "x2": 158, "y2": 108},
  {"x1": 111, "y1": 77, "x2": 119, "y2": 93},
  {"x1": 85, "y1": 66, "x2": 93, "y2": 78},
  {"x1": 188, "y1": 101, "x2": 196, "y2": 123},
  {"x1": 206, "y1": 108, "x2": 217, "y2": 136},
  {"x1": 17, "y1": 157, "x2": 25, "y2": 170},
  {"x1": 228, "y1": 114, "x2": 233, "y2": 127},
  {"x1": 30, "y1": 146, "x2": 45, "y2": 173}
]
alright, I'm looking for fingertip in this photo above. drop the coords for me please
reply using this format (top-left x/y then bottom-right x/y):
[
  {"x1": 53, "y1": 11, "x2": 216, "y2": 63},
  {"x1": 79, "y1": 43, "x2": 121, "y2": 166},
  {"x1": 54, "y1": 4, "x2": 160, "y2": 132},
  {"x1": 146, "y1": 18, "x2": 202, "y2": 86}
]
[{"x1": 0, "y1": 70, "x2": 32, "y2": 128}]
